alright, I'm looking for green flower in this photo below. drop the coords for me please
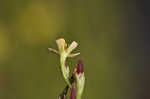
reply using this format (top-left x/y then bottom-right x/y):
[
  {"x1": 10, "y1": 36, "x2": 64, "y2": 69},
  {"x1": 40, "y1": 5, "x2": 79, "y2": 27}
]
[{"x1": 48, "y1": 38, "x2": 80, "y2": 87}]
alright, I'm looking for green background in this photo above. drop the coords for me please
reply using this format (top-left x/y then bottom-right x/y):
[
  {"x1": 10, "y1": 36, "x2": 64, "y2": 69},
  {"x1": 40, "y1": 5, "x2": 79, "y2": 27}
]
[{"x1": 0, "y1": 0, "x2": 149, "y2": 99}]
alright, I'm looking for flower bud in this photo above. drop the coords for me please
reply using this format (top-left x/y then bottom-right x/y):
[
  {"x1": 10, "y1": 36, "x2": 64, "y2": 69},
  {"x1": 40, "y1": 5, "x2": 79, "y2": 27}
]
[
  {"x1": 76, "y1": 59, "x2": 83, "y2": 74},
  {"x1": 75, "y1": 59, "x2": 85, "y2": 99},
  {"x1": 70, "y1": 84, "x2": 76, "y2": 99}
]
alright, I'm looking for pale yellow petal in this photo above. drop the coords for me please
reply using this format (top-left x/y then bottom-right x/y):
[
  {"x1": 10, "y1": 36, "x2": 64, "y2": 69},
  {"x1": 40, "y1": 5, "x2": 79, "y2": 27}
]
[
  {"x1": 67, "y1": 41, "x2": 78, "y2": 54},
  {"x1": 56, "y1": 38, "x2": 66, "y2": 51}
]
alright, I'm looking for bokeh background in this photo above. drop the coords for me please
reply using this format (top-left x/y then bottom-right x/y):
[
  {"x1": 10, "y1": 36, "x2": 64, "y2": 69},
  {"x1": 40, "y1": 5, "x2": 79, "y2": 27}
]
[{"x1": 0, "y1": 0, "x2": 150, "y2": 99}]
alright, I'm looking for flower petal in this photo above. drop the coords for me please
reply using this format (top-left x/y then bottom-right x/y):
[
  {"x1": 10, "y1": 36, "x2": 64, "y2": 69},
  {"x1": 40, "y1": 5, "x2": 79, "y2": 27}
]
[
  {"x1": 67, "y1": 41, "x2": 78, "y2": 54},
  {"x1": 56, "y1": 38, "x2": 67, "y2": 51}
]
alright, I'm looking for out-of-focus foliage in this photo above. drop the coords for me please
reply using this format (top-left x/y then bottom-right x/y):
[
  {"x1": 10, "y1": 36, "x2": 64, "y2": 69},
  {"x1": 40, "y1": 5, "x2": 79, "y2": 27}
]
[
  {"x1": 0, "y1": 24, "x2": 12, "y2": 63},
  {"x1": 14, "y1": 2, "x2": 67, "y2": 45}
]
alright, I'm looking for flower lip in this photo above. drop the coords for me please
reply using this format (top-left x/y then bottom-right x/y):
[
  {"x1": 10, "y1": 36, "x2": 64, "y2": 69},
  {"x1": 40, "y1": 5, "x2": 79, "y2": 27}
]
[
  {"x1": 70, "y1": 84, "x2": 76, "y2": 99},
  {"x1": 76, "y1": 59, "x2": 84, "y2": 74}
]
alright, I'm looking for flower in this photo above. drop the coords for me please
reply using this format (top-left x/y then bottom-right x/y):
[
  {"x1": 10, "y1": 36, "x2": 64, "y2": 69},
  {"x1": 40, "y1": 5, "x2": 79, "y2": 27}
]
[
  {"x1": 48, "y1": 38, "x2": 80, "y2": 57},
  {"x1": 49, "y1": 38, "x2": 85, "y2": 99},
  {"x1": 48, "y1": 38, "x2": 80, "y2": 87}
]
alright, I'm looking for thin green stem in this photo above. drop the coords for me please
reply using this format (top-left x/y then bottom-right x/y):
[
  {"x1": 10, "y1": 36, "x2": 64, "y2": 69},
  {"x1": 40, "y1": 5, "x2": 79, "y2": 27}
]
[
  {"x1": 58, "y1": 85, "x2": 69, "y2": 99},
  {"x1": 60, "y1": 53, "x2": 71, "y2": 88},
  {"x1": 76, "y1": 88, "x2": 82, "y2": 99}
]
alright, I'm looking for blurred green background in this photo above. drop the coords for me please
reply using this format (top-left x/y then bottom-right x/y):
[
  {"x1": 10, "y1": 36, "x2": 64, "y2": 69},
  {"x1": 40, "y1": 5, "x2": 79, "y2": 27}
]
[{"x1": 0, "y1": 0, "x2": 150, "y2": 99}]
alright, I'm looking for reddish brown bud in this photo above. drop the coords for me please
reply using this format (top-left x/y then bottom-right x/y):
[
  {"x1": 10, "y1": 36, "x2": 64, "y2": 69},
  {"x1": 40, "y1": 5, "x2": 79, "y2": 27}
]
[
  {"x1": 76, "y1": 59, "x2": 83, "y2": 74},
  {"x1": 70, "y1": 84, "x2": 76, "y2": 99}
]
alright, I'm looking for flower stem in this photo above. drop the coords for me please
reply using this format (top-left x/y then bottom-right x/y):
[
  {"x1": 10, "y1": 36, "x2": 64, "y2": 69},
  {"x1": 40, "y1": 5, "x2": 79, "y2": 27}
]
[{"x1": 60, "y1": 53, "x2": 71, "y2": 88}]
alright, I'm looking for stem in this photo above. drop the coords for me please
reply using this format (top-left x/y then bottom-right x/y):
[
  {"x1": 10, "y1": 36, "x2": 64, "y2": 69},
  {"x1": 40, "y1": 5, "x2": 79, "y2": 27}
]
[
  {"x1": 59, "y1": 85, "x2": 69, "y2": 99},
  {"x1": 77, "y1": 90, "x2": 82, "y2": 99},
  {"x1": 60, "y1": 53, "x2": 71, "y2": 88}
]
